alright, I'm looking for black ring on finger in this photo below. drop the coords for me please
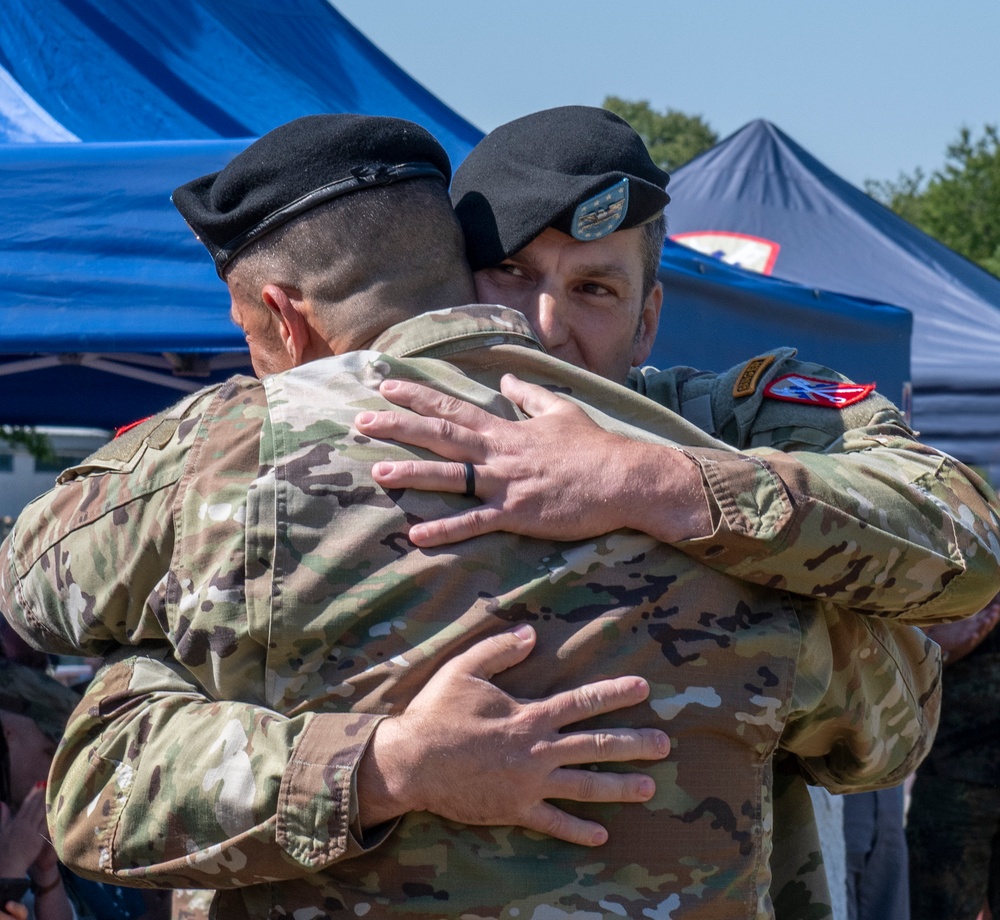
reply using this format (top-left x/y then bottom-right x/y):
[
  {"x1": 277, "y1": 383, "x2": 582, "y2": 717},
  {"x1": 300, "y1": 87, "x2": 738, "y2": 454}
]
[{"x1": 463, "y1": 461, "x2": 476, "y2": 498}]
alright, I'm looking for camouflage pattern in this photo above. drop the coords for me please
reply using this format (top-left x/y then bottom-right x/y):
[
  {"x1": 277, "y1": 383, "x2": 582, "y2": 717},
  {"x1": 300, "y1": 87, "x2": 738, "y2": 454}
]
[
  {"x1": 1, "y1": 305, "x2": 997, "y2": 918},
  {"x1": 630, "y1": 352, "x2": 1000, "y2": 622},
  {"x1": 631, "y1": 352, "x2": 1000, "y2": 919},
  {"x1": 171, "y1": 887, "x2": 213, "y2": 920}
]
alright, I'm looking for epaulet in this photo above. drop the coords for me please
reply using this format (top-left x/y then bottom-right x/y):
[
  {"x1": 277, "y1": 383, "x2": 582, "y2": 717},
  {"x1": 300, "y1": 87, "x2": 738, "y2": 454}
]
[
  {"x1": 678, "y1": 348, "x2": 797, "y2": 444},
  {"x1": 80, "y1": 408, "x2": 182, "y2": 469}
]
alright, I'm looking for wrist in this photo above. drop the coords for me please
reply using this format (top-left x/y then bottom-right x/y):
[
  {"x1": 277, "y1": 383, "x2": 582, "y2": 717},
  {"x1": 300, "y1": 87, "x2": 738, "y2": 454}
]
[
  {"x1": 356, "y1": 716, "x2": 419, "y2": 830},
  {"x1": 622, "y1": 442, "x2": 712, "y2": 543},
  {"x1": 31, "y1": 870, "x2": 62, "y2": 896}
]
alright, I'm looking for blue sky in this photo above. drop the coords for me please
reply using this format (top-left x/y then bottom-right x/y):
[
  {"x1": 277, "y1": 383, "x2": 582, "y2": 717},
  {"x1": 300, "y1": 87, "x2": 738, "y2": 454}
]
[{"x1": 333, "y1": 1, "x2": 1000, "y2": 189}]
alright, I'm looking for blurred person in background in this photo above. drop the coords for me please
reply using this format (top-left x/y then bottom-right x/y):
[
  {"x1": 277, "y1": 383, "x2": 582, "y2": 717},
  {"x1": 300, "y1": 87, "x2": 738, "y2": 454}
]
[
  {"x1": 0, "y1": 701, "x2": 73, "y2": 920},
  {"x1": 907, "y1": 591, "x2": 1000, "y2": 920},
  {"x1": 1, "y1": 637, "x2": 169, "y2": 920}
]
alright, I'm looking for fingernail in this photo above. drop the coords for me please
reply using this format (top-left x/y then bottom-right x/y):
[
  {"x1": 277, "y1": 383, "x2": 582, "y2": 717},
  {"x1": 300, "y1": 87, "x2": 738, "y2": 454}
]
[
  {"x1": 655, "y1": 733, "x2": 670, "y2": 755},
  {"x1": 373, "y1": 462, "x2": 394, "y2": 476},
  {"x1": 590, "y1": 828, "x2": 608, "y2": 846},
  {"x1": 512, "y1": 623, "x2": 533, "y2": 640},
  {"x1": 357, "y1": 412, "x2": 375, "y2": 426},
  {"x1": 381, "y1": 380, "x2": 400, "y2": 392},
  {"x1": 638, "y1": 778, "x2": 655, "y2": 798}
]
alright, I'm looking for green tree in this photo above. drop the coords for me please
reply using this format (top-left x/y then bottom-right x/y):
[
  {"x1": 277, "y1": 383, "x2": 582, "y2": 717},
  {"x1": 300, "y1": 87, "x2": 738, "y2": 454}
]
[
  {"x1": 602, "y1": 97, "x2": 718, "y2": 171},
  {"x1": 864, "y1": 168, "x2": 927, "y2": 228},
  {"x1": 0, "y1": 426, "x2": 55, "y2": 464},
  {"x1": 866, "y1": 125, "x2": 1000, "y2": 277}
]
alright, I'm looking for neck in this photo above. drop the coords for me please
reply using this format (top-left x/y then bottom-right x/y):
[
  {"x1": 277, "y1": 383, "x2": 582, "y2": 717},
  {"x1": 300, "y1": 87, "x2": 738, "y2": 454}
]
[{"x1": 321, "y1": 275, "x2": 476, "y2": 355}]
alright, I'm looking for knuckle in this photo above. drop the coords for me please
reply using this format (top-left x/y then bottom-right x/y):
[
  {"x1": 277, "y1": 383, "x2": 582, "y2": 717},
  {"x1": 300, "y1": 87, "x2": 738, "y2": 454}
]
[
  {"x1": 591, "y1": 731, "x2": 618, "y2": 761},
  {"x1": 462, "y1": 508, "x2": 493, "y2": 538},
  {"x1": 575, "y1": 682, "x2": 605, "y2": 716},
  {"x1": 433, "y1": 417, "x2": 457, "y2": 440},
  {"x1": 575, "y1": 771, "x2": 601, "y2": 801},
  {"x1": 438, "y1": 394, "x2": 467, "y2": 417},
  {"x1": 536, "y1": 807, "x2": 568, "y2": 840}
]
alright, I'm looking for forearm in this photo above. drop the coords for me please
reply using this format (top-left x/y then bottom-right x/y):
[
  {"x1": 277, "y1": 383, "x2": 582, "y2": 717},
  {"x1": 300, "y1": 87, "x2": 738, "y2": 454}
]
[
  {"x1": 28, "y1": 869, "x2": 72, "y2": 920},
  {"x1": 669, "y1": 430, "x2": 1000, "y2": 622},
  {"x1": 49, "y1": 652, "x2": 385, "y2": 888}
]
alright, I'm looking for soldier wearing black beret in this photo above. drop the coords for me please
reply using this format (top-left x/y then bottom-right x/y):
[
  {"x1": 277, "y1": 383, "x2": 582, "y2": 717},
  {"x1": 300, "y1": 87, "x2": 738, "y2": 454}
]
[
  {"x1": 452, "y1": 104, "x2": 669, "y2": 272},
  {"x1": 447, "y1": 105, "x2": 670, "y2": 385},
  {"x1": 173, "y1": 113, "x2": 453, "y2": 279},
  {"x1": 360, "y1": 105, "x2": 998, "y2": 920},
  {"x1": 172, "y1": 113, "x2": 474, "y2": 375},
  {"x1": 13, "y1": 112, "x2": 678, "y2": 917}
]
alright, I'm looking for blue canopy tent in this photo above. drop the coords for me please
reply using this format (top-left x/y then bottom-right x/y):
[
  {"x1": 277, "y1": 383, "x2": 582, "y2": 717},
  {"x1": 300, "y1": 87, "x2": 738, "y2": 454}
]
[
  {"x1": 0, "y1": 0, "x2": 483, "y2": 429},
  {"x1": 666, "y1": 119, "x2": 1000, "y2": 474},
  {"x1": 0, "y1": 0, "x2": 481, "y2": 154},
  {"x1": 0, "y1": 139, "x2": 248, "y2": 429},
  {"x1": 1, "y1": 1, "x2": 911, "y2": 431}
]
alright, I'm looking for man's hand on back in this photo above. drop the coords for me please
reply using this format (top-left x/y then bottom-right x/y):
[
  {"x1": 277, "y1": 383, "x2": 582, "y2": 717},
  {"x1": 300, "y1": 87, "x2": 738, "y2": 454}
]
[
  {"x1": 357, "y1": 624, "x2": 670, "y2": 847},
  {"x1": 356, "y1": 374, "x2": 710, "y2": 548}
]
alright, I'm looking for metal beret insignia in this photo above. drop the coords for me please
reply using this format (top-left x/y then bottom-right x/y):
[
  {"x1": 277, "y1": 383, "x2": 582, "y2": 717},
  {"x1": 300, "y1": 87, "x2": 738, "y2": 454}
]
[{"x1": 572, "y1": 178, "x2": 629, "y2": 241}]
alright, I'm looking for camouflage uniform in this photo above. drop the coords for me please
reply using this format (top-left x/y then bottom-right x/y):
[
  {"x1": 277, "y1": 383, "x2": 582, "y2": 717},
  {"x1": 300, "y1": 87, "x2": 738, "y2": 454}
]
[
  {"x1": 906, "y1": 622, "x2": 1000, "y2": 919},
  {"x1": 628, "y1": 348, "x2": 1000, "y2": 920},
  {"x1": 3, "y1": 306, "x2": 999, "y2": 919}
]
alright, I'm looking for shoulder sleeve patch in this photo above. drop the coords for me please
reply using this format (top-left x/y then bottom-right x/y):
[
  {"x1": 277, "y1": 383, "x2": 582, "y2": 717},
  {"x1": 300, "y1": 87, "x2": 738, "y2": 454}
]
[
  {"x1": 763, "y1": 374, "x2": 876, "y2": 408},
  {"x1": 732, "y1": 354, "x2": 776, "y2": 398}
]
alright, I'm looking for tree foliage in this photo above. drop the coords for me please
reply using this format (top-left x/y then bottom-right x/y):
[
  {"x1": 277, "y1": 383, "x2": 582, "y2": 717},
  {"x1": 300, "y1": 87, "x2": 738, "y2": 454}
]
[
  {"x1": 0, "y1": 426, "x2": 55, "y2": 463},
  {"x1": 866, "y1": 125, "x2": 1000, "y2": 277},
  {"x1": 602, "y1": 97, "x2": 718, "y2": 172}
]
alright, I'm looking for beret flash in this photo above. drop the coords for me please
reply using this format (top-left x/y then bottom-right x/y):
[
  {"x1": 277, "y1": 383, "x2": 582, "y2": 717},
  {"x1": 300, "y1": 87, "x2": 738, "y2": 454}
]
[
  {"x1": 451, "y1": 105, "x2": 670, "y2": 271},
  {"x1": 173, "y1": 113, "x2": 452, "y2": 277}
]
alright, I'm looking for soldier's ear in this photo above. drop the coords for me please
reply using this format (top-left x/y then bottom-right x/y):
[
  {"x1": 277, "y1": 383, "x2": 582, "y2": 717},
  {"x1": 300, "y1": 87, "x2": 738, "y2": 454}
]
[
  {"x1": 632, "y1": 280, "x2": 662, "y2": 367},
  {"x1": 261, "y1": 284, "x2": 311, "y2": 367}
]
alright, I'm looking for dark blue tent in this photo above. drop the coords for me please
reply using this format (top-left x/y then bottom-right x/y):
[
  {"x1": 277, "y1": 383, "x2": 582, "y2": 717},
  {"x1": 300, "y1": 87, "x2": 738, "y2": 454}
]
[
  {"x1": 666, "y1": 119, "x2": 1000, "y2": 474},
  {"x1": 652, "y1": 240, "x2": 911, "y2": 414},
  {"x1": 0, "y1": 2, "x2": 911, "y2": 432}
]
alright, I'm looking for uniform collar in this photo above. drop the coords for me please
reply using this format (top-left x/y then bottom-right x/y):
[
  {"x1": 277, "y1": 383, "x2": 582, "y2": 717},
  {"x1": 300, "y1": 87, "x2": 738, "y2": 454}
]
[{"x1": 368, "y1": 304, "x2": 542, "y2": 359}]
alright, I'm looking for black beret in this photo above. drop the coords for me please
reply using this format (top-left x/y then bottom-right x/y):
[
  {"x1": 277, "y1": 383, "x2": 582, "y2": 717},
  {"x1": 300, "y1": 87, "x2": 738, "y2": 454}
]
[
  {"x1": 452, "y1": 105, "x2": 670, "y2": 271},
  {"x1": 173, "y1": 114, "x2": 452, "y2": 277}
]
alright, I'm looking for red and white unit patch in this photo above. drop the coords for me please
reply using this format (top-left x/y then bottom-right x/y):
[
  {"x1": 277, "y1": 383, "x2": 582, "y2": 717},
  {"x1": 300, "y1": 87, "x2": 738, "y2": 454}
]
[
  {"x1": 672, "y1": 231, "x2": 781, "y2": 275},
  {"x1": 764, "y1": 374, "x2": 875, "y2": 408}
]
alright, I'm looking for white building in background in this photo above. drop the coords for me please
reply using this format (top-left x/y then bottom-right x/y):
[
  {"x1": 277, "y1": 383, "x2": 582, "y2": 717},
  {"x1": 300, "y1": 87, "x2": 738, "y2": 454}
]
[{"x1": 0, "y1": 427, "x2": 109, "y2": 519}]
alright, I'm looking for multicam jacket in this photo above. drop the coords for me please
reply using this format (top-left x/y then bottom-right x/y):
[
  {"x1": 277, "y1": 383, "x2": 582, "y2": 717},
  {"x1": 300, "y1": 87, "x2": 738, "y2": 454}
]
[{"x1": 3, "y1": 306, "x2": 999, "y2": 919}]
